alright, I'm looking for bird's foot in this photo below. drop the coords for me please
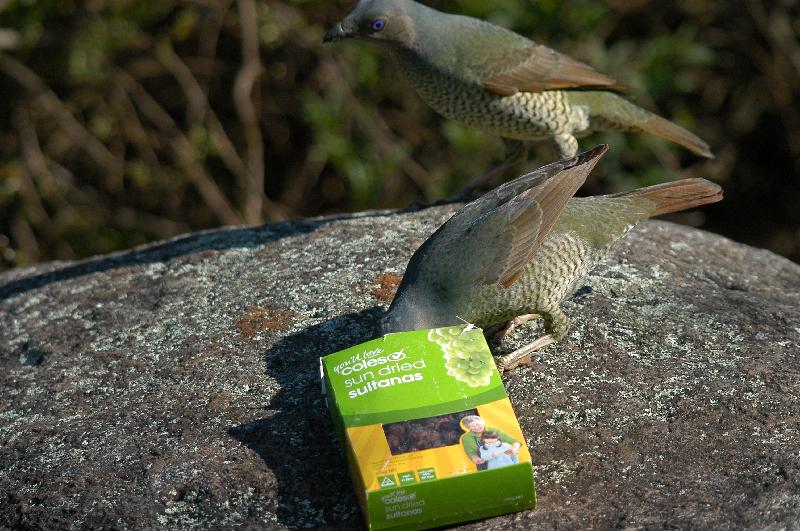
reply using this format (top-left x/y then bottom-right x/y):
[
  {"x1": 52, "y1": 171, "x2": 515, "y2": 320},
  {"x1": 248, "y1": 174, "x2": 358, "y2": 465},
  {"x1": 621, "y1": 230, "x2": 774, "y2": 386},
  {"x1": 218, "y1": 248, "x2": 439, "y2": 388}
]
[
  {"x1": 497, "y1": 334, "x2": 555, "y2": 373},
  {"x1": 492, "y1": 314, "x2": 541, "y2": 342}
]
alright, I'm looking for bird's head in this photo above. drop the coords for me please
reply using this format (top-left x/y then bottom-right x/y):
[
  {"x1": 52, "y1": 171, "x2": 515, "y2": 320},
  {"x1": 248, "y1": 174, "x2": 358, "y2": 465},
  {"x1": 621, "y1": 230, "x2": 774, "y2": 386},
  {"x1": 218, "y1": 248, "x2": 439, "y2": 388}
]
[
  {"x1": 379, "y1": 296, "x2": 439, "y2": 336},
  {"x1": 378, "y1": 270, "x2": 458, "y2": 335},
  {"x1": 323, "y1": 0, "x2": 418, "y2": 47}
]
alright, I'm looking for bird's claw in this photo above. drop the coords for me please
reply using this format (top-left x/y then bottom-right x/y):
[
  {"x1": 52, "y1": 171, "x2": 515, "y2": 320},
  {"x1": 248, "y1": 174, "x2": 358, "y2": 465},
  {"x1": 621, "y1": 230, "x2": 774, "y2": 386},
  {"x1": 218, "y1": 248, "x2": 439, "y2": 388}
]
[{"x1": 497, "y1": 334, "x2": 555, "y2": 373}]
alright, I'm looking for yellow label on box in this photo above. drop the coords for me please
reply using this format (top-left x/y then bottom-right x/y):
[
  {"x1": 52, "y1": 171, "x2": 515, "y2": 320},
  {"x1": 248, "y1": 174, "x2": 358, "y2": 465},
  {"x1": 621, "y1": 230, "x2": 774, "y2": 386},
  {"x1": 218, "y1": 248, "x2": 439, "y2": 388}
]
[{"x1": 347, "y1": 398, "x2": 532, "y2": 491}]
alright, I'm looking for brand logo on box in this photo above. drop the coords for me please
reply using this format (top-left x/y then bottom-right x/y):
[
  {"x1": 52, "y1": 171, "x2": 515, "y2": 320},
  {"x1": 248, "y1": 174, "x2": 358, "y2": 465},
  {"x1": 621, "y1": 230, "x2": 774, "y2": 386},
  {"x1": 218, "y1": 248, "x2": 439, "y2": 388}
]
[{"x1": 333, "y1": 349, "x2": 407, "y2": 376}]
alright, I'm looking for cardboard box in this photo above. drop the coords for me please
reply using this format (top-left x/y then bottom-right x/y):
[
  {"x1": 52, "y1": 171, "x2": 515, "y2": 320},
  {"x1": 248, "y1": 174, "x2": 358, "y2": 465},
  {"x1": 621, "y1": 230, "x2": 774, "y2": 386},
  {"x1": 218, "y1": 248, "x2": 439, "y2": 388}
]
[{"x1": 321, "y1": 325, "x2": 536, "y2": 530}]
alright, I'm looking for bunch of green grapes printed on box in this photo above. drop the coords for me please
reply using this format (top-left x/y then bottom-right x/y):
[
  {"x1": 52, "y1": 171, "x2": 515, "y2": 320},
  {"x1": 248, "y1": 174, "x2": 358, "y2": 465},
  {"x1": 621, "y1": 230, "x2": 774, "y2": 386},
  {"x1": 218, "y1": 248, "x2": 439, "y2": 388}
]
[{"x1": 428, "y1": 326, "x2": 493, "y2": 388}]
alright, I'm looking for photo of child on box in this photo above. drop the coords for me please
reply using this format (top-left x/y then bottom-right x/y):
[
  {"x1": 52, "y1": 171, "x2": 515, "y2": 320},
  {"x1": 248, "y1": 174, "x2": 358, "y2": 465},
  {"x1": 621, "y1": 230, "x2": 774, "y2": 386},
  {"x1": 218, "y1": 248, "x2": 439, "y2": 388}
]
[
  {"x1": 479, "y1": 431, "x2": 519, "y2": 469},
  {"x1": 459, "y1": 415, "x2": 521, "y2": 471}
]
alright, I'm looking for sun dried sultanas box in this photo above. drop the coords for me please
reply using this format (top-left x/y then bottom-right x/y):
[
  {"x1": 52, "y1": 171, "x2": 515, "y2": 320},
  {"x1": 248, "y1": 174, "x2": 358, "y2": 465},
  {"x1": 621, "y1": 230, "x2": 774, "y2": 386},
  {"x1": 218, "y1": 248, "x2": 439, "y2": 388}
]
[{"x1": 320, "y1": 325, "x2": 536, "y2": 530}]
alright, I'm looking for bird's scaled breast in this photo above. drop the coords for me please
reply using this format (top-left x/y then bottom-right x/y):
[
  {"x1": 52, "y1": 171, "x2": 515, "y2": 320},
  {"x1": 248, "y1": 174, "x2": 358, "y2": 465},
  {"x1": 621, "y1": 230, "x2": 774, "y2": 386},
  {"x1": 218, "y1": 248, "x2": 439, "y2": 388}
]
[
  {"x1": 519, "y1": 231, "x2": 599, "y2": 306},
  {"x1": 392, "y1": 50, "x2": 590, "y2": 139},
  {"x1": 464, "y1": 231, "x2": 599, "y2": 327}
]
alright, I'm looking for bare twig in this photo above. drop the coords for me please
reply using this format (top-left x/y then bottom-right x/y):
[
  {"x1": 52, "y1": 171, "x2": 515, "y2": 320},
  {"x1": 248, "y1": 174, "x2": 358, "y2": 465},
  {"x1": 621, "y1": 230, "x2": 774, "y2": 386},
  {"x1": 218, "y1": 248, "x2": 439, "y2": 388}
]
[
  {"x1": 747, "y1": 2, "x2": 800, "y2": 171},
  {"x1": 280, "y1": 153, "x2": 328, "y2": 210},
  {"x1": 48, "y1": 159, "x2": 82, "y2": 203},
  {"x1": 327, "y1": 55, "x2": 433, "y2": 193},
  {"x1": 11, "y1": 215, "x2": 39, "y2": 263},
  {"x1": 115, "y1": 207, "x2": 190, "y2": 237},
  {"x1": 157, "y1": 39, "x2": 207, "y2": 125},
  {"x1": 158, "y1": 38, "x2": 290, "y2": 222},
  {"x1": 156, "y1": 41, "x2": 249, "y2": 181},
  {"x1": 112, "y1": 84, "x2": 162, "y2": 170},
  {"x1": 116, "y1": 69, "x2": 244, "y2": 226},
  {"x1": 0, "y1": 29, "x2": 20, "y2": 50},
  {"x1": 749, "y1": 47, "x2": 800, "y2": 172},
  {"x1": 15, "y1": 107, "x2": 54, "y2": 230},
  {"x1": 748, "y1": 2, "x2": 800, "y2": 77},
  {"x1": 234, "y1": 0, "x2": 267, "y2": 224},
  {"x1": 0, "y1": 52, "x2": 122, "y2": 173},
  {"x1": 197, "y1": 0, "x2": 234, "y2": 88}
]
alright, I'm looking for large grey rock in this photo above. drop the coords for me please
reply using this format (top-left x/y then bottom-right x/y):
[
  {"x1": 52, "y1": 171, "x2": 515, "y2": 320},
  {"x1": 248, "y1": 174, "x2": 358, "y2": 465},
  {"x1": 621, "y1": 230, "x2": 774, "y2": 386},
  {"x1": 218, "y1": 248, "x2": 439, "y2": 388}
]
[{"x1": 1, "y1": 206, "x2": 798, "y2": 529}]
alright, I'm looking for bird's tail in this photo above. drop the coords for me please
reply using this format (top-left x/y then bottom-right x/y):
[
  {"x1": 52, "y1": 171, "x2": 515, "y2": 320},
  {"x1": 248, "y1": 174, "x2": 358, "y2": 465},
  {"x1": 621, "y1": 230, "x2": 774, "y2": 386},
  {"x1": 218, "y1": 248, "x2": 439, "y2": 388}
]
[
  {"x1": 636, "y1": 114, "x2": 714, "y2": 159},
  {"x1": 566, "y1": 91, "x2": 714, "y2": 158},
  {"x1": 608, "y1": 178, "x2": 723, "y2": 217}
]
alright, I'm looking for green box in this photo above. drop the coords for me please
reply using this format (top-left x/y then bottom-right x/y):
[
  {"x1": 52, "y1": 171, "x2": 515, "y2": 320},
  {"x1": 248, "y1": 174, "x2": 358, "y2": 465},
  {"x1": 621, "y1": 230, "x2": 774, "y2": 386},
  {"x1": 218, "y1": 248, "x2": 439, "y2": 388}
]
[{"x1": 321, "y1": 325, "x2": 536, "y2": 530}]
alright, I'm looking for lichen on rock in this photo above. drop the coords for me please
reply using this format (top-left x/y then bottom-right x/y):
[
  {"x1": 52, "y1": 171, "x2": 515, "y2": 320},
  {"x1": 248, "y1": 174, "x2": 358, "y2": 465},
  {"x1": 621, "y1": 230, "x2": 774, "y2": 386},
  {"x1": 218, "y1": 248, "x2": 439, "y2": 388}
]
[{"x1": 1, "y1": 205, "x2": 798, "y2": 529}]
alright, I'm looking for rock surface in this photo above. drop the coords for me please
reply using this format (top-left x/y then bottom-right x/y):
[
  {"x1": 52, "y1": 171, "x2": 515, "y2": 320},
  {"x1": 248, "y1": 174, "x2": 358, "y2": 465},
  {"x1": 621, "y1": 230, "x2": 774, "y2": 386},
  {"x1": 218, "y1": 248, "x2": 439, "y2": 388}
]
[{"x1": 1, "y1": 206, "x2": 799, "y2": 529}]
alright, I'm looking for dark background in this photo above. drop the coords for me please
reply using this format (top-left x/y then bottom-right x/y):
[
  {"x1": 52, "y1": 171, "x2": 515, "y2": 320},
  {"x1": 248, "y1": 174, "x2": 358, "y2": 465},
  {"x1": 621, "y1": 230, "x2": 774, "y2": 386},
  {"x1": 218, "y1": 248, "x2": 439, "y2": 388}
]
[{"x1": 0, "y1": 0, "x2": 798, "y2": 272}]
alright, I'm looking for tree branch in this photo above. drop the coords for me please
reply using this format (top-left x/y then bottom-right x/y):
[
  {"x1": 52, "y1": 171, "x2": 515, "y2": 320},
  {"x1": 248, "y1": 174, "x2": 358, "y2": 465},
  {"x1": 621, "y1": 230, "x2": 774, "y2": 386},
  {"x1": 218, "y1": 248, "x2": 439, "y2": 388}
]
[
  {"x1": 234, "y1": 0, "x2": 267, "y2": 224},
  {"x1": 116, "y1": 69, "x2": 244, "y2": 226},
  {"x1": 0, "y1": 52, "x2": 122, "y2": 173}
]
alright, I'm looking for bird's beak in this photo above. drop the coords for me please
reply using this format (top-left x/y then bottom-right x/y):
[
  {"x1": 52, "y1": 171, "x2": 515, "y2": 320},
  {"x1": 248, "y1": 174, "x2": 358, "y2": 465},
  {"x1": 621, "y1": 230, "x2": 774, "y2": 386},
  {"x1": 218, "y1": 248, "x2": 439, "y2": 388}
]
[{"x1": 323, "y1": 21, "x2": 351, "y2": 43}]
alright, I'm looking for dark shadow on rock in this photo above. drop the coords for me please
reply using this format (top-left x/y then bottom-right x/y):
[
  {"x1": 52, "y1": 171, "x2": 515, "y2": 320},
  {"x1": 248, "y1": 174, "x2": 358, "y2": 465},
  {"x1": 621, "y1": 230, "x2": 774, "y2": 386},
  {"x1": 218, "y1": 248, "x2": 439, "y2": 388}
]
[
  {"x1": 0, "y1": 212, "x2": 400, "y2": 301},
  {"x1": 570, "y1": 285, "x2": 593, "y2": 301},
  {"x1": 228, "y1": 306, "x2": 384, "y2": 529}
]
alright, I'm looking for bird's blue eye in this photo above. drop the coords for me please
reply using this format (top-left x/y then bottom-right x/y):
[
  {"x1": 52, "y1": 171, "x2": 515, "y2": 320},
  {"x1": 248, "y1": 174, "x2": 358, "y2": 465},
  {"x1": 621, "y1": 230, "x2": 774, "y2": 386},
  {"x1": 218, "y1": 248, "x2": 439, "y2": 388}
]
[{"x1": 371, "y1": 19, "x2": 386, "y2": 31}]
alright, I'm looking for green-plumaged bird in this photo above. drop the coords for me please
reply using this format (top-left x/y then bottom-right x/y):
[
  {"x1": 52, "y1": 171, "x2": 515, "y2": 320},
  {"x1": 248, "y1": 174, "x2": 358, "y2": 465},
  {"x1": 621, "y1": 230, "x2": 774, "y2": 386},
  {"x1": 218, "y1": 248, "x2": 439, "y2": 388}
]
[
  {"x1": 380, "y1": 144, "x2": 722, "y2": 371},
  {"x1": 324, "y1": 0, "x2": 713, "y2": 160}
]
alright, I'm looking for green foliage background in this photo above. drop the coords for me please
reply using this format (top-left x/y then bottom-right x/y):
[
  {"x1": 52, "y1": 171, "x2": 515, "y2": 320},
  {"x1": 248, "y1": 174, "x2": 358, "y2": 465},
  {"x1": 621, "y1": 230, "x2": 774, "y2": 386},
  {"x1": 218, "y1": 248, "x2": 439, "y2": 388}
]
[{"x1": 0, "y1": 0, "x2": 798, "y2": 271}]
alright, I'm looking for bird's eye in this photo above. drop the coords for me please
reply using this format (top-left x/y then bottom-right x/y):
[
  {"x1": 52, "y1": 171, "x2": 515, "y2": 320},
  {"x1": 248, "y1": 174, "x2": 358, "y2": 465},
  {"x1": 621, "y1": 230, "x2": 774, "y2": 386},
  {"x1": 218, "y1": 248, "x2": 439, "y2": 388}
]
[{"x1": 371, "y1": 19, "x2": 386, "y2": 32}]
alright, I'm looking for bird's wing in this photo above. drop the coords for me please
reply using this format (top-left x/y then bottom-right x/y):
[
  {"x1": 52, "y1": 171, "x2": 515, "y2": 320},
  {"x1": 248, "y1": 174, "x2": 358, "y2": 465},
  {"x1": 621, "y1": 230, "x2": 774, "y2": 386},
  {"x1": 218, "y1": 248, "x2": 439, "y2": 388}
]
[
  {"x1": 479, "y1": 44, "x2": 625, "y2": 96},
  {"x1": 466, "y1": 194, "x2": 543, "y2": 288},
  {"x1": 447, "y1": 17, "x2": 624, "y2": 96},
  {"x1": 458, "y1": 145, "x2": 607, "y2": 288}
]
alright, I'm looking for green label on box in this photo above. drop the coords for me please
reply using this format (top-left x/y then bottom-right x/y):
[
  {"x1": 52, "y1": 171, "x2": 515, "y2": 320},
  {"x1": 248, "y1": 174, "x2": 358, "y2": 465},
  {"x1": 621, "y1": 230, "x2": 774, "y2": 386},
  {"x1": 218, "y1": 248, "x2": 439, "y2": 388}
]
[
  {"x1": 378, "y1": 475, "x2": 398, "y2": 489},
  {"x1": 417, "y1": 468, "x2": 436, "y2": 482},
  {"x1": 321, "y1": 325, "x2": 536, "y2": 530},
  {"x1": 398, "y1": 471, "x2": 417, "y2": 485}
]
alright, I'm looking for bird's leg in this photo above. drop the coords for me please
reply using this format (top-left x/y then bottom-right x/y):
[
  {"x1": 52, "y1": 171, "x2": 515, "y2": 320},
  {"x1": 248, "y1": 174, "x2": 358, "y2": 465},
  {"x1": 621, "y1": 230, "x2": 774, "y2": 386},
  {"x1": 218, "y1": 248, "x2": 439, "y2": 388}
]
[
  {"x1": 451, "y1": 139, "x2": 527, "y2": 199},
  {"x1": 542, "y1": 305, "x2": 571, "y2": 340},
  {"x1": 492, "y1": 314, "x2": 541, "y2": 343},
  {"x1": 497, "y1": 306, "x2": 570, "y2": 373},
  {"x1": 552, "y1": 133, "x2": 579, "y2": 159}
]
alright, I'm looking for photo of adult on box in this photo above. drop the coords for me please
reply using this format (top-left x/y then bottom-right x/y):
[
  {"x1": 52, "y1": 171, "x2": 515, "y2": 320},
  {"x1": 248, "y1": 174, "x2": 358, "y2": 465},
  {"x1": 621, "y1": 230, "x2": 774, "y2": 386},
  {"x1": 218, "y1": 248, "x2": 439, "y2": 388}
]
[{"x1": 460, "y1": 415, "x2": 521, "y2": 471}]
